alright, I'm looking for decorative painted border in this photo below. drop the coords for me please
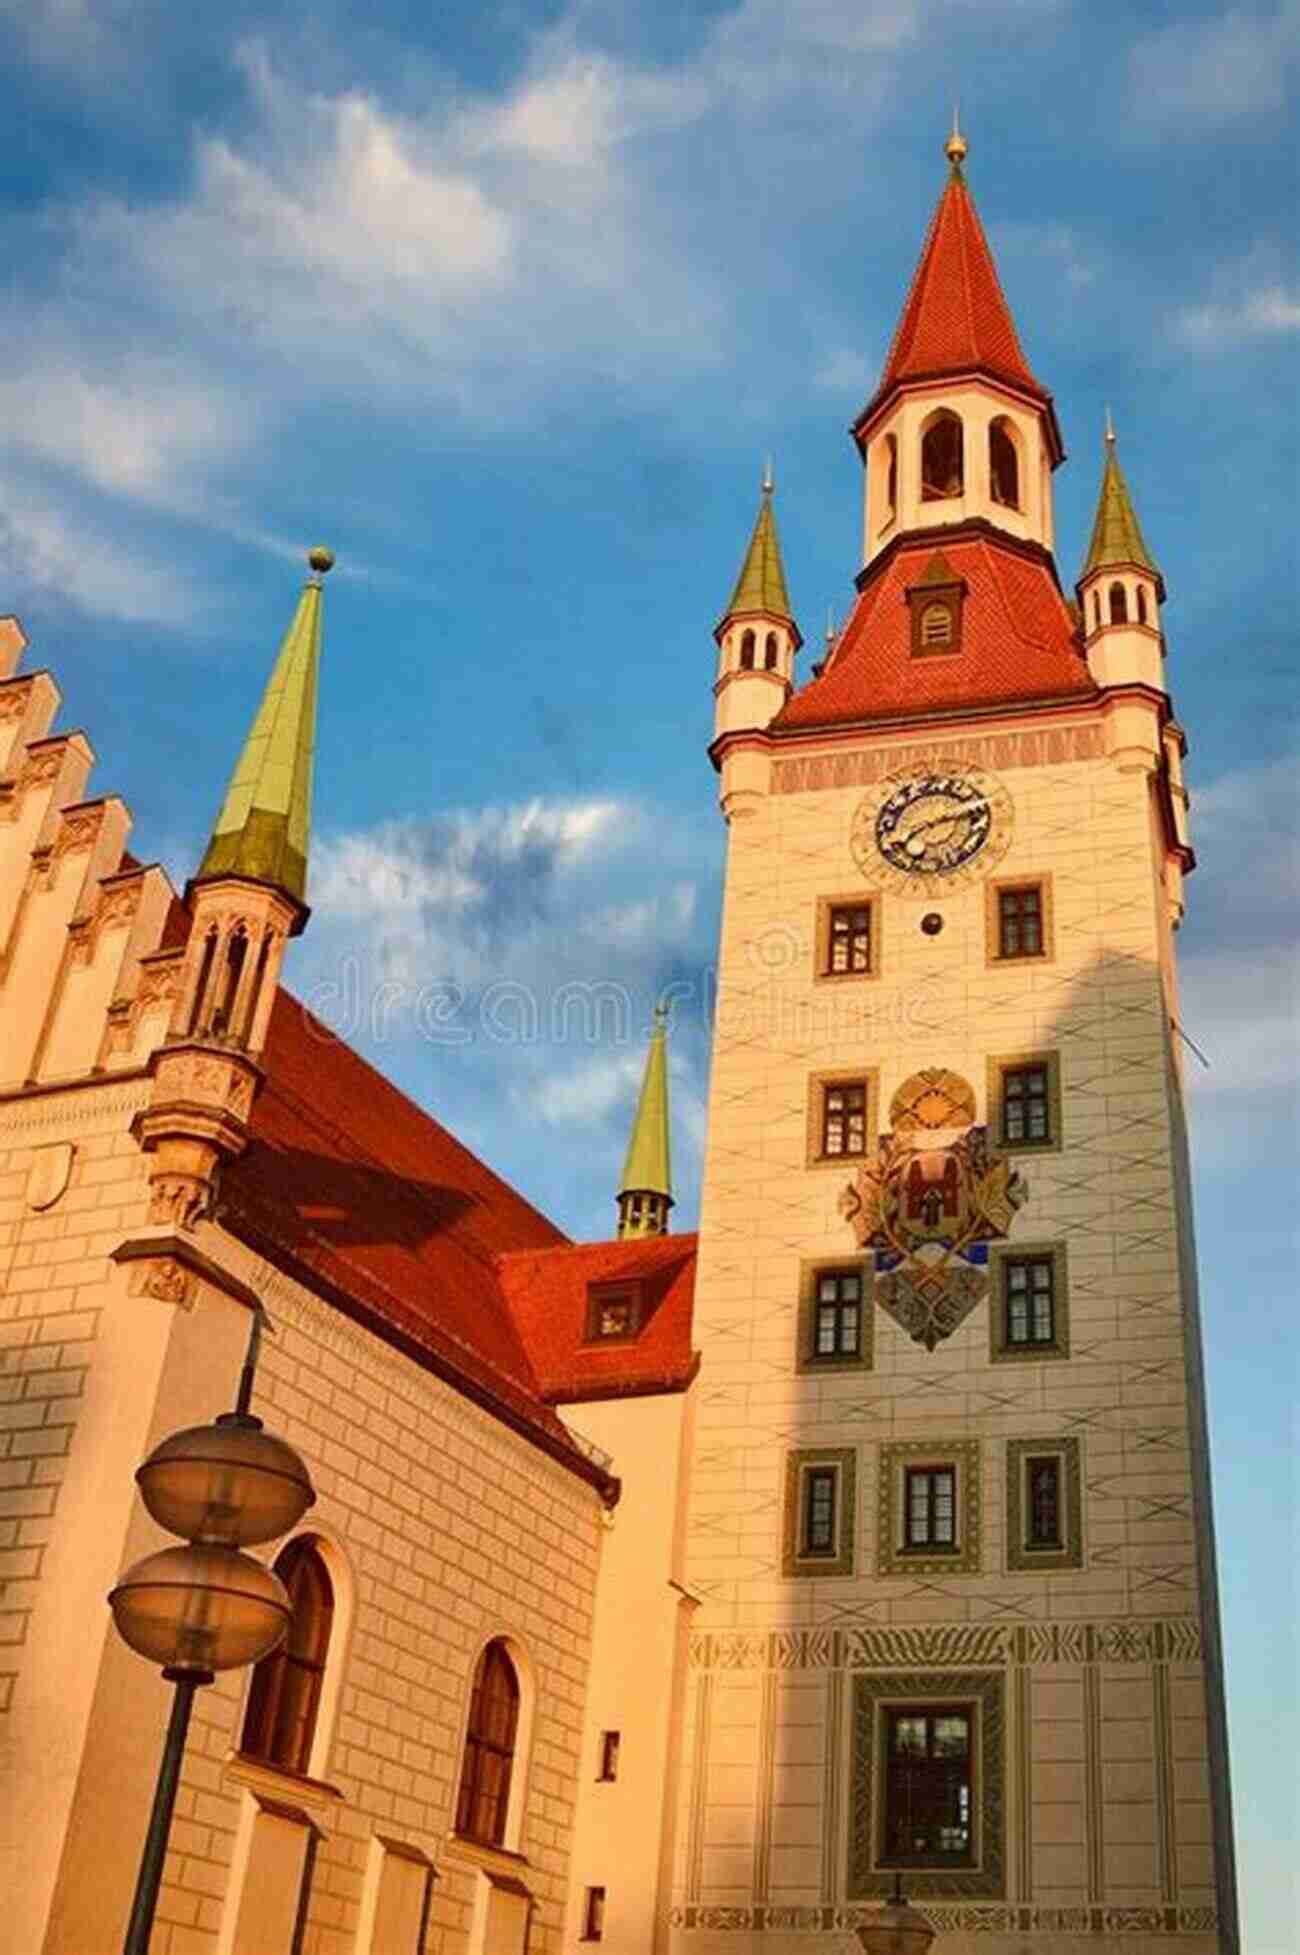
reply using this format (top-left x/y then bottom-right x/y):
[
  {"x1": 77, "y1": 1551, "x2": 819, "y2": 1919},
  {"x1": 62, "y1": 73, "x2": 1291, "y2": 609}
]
[
  {"x1": 1005, "y1": 1435, "x2": 1084, "y2": 1572},
  {"x1": 687, "y1": 1619, "x2": 1202, "y2": 1672},
  {"x1": 771, "y1": 722, "x2": 1106, "y2": 797},
  {"x1": 668, "y1": 1904, "x2": 1219, "y2": 1934},
  {"x1": 876, "y1": 1437, "x2": 982, "y2": 1577},
  {"x1": 849, "y1": 1668, "x2": 1005, "y2": 1899}
]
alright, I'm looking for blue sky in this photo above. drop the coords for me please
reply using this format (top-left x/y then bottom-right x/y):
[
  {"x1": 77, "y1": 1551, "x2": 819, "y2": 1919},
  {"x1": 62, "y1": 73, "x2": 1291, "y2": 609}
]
[{"x1": 1, "y1": 0, "x2": 1295, "y2": 1941}]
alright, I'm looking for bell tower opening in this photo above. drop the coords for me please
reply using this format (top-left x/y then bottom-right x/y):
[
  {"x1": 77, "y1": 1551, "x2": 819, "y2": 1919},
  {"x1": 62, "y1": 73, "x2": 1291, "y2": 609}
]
[{"x1": 920, "y1": 412, "x2": 963, "y2": 501}]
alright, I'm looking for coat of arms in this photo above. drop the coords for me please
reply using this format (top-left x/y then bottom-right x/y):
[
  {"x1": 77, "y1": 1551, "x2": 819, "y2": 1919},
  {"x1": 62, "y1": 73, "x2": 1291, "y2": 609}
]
[{"x1": 839, "y1": 1069, "x2": 1028, "y2": 1350}]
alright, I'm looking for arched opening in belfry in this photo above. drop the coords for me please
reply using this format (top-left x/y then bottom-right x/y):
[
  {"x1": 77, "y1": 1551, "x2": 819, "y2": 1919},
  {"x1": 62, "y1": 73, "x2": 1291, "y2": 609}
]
[
  {"x1": 212, "y1": 926, "x2": 247, "y2": 1039},
  {"x1": 764, "y1": 632, "x2": 779, "y2": 670},
  {"x1": 1136, "y1": 584, "x2": 1148, "y2": 625},
  {"x1": 1109, "y1": 581, "x2": 1128, "y2": 625},
  {"x1": 920, "y1": 413, "x2": 963, "y2": 502},
  {"x1": 740, "y1": 629, "x2": 756, "y2": 670},
  {"x1": 989, "y1": 418, "x2": 1020, "y2": 509},
  {"x1": 188, "y1": 928, "x2": 218, "y2": 1036},
  {"x1": 884, "y1": 434, "x2": 898, "y2": 519}
]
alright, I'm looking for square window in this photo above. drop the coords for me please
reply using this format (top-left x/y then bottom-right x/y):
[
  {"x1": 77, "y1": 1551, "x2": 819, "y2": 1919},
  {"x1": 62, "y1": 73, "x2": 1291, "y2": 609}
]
[
  {"x1": 783, "y1": 1447, "x2": 856, "y2": 1578},
  {"x1": 807, "y1": 1070, "x2": 878, "y2": 1170},
  {"x1": 1005, "y1": 1437, "x2": 1084, "y2": 1571},
  {"x1": 598, "y1": 1731, "x2": 620, "y2": 1782},
  {"x1": 582, "y1": 1887, "x2": 606, "y2": 1941},
  {"x1": 988, "y1": 1051, "x2": 1061, "y2": 1154},
  {"x1": 815, "y1": 895, "x2": 882, "y2": 984},
  {"x1": 877, "y1": 1440, "x2": 981, "y2": 1577},
  {"x1": 797, "y1": 1259, "x2": 873, "y2": 1374}
]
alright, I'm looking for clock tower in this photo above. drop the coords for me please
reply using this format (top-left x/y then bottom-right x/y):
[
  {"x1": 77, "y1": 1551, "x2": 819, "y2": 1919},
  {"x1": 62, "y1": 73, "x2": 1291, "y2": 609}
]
[{"x1": 675, "y1": 131, "x2": 1237, "y2": 1954}]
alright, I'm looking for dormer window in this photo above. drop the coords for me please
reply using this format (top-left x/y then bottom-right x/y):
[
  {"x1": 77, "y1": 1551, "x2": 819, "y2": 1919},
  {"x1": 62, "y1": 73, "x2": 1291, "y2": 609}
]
[
  {"x1": 586, "y1": 1282, "x2": 643, "y2": 1341},
  {"x1": 920, "y1": 412, "x2": 963, "y2": 502},
  {"x1": 906, "y1": 552, "x2": 966, "y2": 657},
  {"x1": 989, "y1": 418, "x2": 1020, "y2": 509}
]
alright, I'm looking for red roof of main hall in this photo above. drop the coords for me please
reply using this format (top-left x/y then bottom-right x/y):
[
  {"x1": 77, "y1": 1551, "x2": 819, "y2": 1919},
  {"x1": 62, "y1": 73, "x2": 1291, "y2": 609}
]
[
  {"x1": 774, "y1": 531, "x2": 1095, "y2": 733},
  {"x1": 854, "y1": 165, "x2": 1051, "y2": 440},
  {"x1": 220, "y1": 989, "x2": 696, "y2": 1491}
]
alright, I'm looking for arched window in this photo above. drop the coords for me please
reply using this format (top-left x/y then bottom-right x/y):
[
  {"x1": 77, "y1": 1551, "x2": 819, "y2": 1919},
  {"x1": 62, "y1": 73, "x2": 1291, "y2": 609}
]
[
  {"x1": 920, "y1": 603, "x2": 954, "y2": 649},
  {"x1": 1136, "y1": 584, "x2": 1148, "y2": 625},
  {"x1": 240, "y1": 1537, "x2": 333, "y2": 1777},
  {"x1": 211, "y1": 926, "x2": 247, "y2": 1039},
  {"x1": 764, "y1": 632, "x2": 779, "y2": 671},
  {"x1": 989, "y1": 419, "x2": 1020, "y2": 509},
  {"x1": 883, "y1": 434, "x2": 898, "y2": 520},
  {"x1": 455, "y1": 1640, "x2": 520, "y2": 1847},
  {"x1": 739, "y1": 629, "x2": 756, "y2": 670},
  {"x1": 921, "y1": 414, "x2": 963, "y2": 501},
  {"x1": 1109, "y1": 581, "x2": 1128, "y2": 625},
  {"x1": 187, "y1": 928, "x2": 219, "y2": 1037}
]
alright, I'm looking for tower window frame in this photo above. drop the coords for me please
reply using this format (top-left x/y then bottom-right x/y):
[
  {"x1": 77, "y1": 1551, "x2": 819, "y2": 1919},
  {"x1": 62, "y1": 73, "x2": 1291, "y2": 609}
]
[
  {"x1": 808, "y1": 1072, "x2": 872, "y2": 1164},
  {"x1": 986, "y1": 877, "x2": 1053, "y2": 963},
  {"x1": 989, "y1": 1242, "x2": 1070, "y2": 1363},
  {"x1": 903, "y1": 1465, "x2": 958, "y2": 1552},
  {"x1": 797, "y1": 1257, "x2": 873, "y2": 1375},
  {"x1": 1005, "y1": 1437, "x2": 1084, "y2": 1571},
  {"x1": 877, "y1": 1439, "x2": 982, "y2": 1577},
  {"x1": 815, "y1": 893, "x2": 879, "y2": 982},
  {"x1": 988, "y1": 1051, "x2": 1062, "y2": 1154},
  {"x1": 783, "y1": 1447, "x2": 857, "y2": 1578}
]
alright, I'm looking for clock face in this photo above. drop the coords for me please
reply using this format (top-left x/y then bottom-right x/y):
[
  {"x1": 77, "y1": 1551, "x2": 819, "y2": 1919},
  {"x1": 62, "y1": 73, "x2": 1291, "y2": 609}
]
[{"x1": 851, "y1": 763, "x2": 1012, "y2": 895}]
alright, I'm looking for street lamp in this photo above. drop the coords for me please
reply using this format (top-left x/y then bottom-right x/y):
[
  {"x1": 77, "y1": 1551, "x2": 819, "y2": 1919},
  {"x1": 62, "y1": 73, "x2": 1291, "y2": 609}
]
[
  {"x1": 108, "y1": 1307, "x2": 314, "y2": 1955},
  {"x1": 854, "y1": 1873, "x2": 937, "y2": 1955}
]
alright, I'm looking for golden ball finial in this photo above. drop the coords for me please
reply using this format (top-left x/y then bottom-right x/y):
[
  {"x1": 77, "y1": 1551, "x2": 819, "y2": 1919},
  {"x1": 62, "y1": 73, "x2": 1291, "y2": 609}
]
[
  {"x1": 307, "y1": 546, "x2": 335, "y2": 576},
  {"x1": 945, "y1": 106, "x2": 967, "y2": 168}
]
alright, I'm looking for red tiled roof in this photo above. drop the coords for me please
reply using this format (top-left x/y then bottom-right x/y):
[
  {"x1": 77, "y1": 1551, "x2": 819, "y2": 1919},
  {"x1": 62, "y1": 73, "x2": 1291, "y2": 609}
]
[
  {"x1": 222, "y1": 989, "x2": 627, "y2": 1490},
  {"x1": 496, "y1": 1234, "x2": 698, "y2": 1404},
  {"x1": 856, "y1": 170, "x2": 1047, "y2": 436},
  {"x1": 774, "y1": 532, "x2": 1095, "y2": 732}
]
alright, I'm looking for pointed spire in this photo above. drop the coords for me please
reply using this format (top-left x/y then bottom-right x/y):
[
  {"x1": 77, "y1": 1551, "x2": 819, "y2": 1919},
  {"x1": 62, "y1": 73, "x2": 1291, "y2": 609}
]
[
  {"x1": 1082, "y1": 421, "x2": 1163, "y2": 591},
  {"x1": 719, "y1": 464, "x2": 797, "y2": 633},
  {"x1": 854, "y1": 132, "x2": 1059, "y2": 453},
  {"x1": 194, "y1": 548, "x2": 333, "y2": 916},
  {"x1": 617, "y1": 1003, "x2": 673, "y2": 1239}
]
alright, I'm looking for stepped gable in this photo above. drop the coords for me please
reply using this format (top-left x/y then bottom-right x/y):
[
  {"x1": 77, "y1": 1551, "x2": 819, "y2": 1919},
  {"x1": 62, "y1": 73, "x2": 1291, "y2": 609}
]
[
  {"x1": 774, "y1": 532, "x2": 1095, "y2": 732},
  {"x1": 496, "y1": 1233, "x2": 698, "y2": 1404},
  {"x1": 219, "y1": 990, "x2": 618, "y2": 1491}
]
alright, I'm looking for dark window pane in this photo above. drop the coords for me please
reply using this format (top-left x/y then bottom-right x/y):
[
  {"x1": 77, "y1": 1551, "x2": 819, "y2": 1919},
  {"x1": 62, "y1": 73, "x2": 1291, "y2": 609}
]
[
  {"x1": 241, "y1": 1538, "x2": 333, "y2": 1776},
  {"x1": 803, "y1": 1468, "x2": 837, "y2": 1554},
  {"x1": 1003, "y1": 1066, "x2": 1051, "y2": 1144},
  {"x1": 884, "y1": 1707, "x2": 973, "y2": 1862},
  {"x1": 1029, "y1": 1457, "x2": 1062, "y2": 1547},
  {"x1": 455, "y1": 1641, "x2": 520, "y2": 1846},
  {"x1": 1006, "y1": 1258, "x2": 1055, "y2": 1345}
]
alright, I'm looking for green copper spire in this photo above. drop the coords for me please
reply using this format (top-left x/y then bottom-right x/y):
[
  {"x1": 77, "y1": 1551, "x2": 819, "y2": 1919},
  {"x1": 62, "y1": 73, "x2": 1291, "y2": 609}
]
[
  {"x1": 617, "y1": 1004, "x2": 674, "y2": 1239},
  {"x1": 194, "y1": 547, "x2": 333, "y2": 914},
  {"x1": 721, "y1": 462, "x2": 795, "y2": 627},
  {"x1": 1082, "y1": 419, "x2": 1162, "y2": 590}
]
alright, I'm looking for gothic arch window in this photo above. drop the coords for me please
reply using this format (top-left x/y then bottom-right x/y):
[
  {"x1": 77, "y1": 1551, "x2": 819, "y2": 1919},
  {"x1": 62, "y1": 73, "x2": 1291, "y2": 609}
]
[
  {"x1": 188, "y1": 928, "x2": 219, "y2": 1036},
  {"x1": 764, "y1": 632, "x2": 779, "y2": 671},
  {"x1": 1109, "y1": 581, "x2": 1128, "y2": 625},
  {"x1": 920, "y1": 413, "x2": 963, "y2": 502},
  {"x1": 1136, "y1": 584, "x2": 1148, "y2": 625},
  {"x1": 240, "y1": 1536, "x2": 334, "y2": 1777},
  {"x1": 211, "y1": 926, "x2": 248, "y2": 1039},
  {"x1": 989, "y1": 419, "x2": 1020, "y2": 509},
  {"x1": 740, "y1": 629, "x2": 756, "y2": 670},
  {"x1": 455, "y1": 1639, "x2": 521, "y2": 1847}
]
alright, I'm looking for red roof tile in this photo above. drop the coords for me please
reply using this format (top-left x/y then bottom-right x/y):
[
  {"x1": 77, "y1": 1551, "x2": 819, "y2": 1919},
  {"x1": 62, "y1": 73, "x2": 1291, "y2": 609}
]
[
  {"x1": 856, "y1": 170, "x2": 1047, "y2": 435},
  {"x1": 496, "y1": 1234, "x2": 698, "y2": 1404},
  {"x1": 774, "y1": 532, "x2": 1095, "y2": 732},
  {"x1": 222, "y1": 988, "x2": 627, "y2": 1490}
]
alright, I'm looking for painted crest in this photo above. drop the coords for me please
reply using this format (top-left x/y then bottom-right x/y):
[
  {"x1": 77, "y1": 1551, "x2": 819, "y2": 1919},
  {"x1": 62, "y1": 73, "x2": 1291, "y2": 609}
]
[
  {"x1": 839, "y1": 1069, "x2": 1027, "y2": 1350},
  {"x1": 26, "y1": 1142, "x2": 75, "y2": 1212}
]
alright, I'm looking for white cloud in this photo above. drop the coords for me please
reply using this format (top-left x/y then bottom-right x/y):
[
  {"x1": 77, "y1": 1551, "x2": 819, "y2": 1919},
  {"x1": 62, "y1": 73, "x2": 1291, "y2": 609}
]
[
  {"x1": 1182, "y1": 947, "x2": 1299, "y2": 1097},
  {"x1": 0, "y1": 483, "x2": 191, "y2": 622},
  {"x1": 1175, "y1": 286, "x2": 1300, "y2": 348},
  {"x1": 995, "y1": 221, "x2": 1099, "y2": 293},
  {"x1": 1125, "y1": 4, "x2": 1297, "y2": 127}
]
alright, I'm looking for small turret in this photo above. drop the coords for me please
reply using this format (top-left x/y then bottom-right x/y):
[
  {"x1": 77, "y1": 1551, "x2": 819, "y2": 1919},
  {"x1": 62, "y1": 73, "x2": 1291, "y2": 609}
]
[
  {"x1": 133, "y1": 547, "x2": 334, "y2": 1229},
  {"x1": 713, "y1": 464, "x2": 801, "y2": 744},
  {"x1": 617, "y1": 1004, "x2": 674, "y2": 1240},
  {"x1": 1078, "y1": 416, "x2": 1165, "y2": 696}
]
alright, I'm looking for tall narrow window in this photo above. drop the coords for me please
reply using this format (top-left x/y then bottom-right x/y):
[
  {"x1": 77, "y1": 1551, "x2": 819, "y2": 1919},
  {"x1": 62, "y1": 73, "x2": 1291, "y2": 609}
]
[
  {"x1": 826, "y1": 903, "x2": 872, "y2": 975},
  {"x1": 1002, "y1": 1064, "x2": 1051, "y2": 1145},
  {"x1": 598, "y1": 1731, "x2": 621, "y2": 1782},
  {"x1": 740, "y1": 629, "x2": 756, "y2": 670},
  {"x1": 1005, "y1": 1256, "x2": 1055, "y2": 1347},
  {"x1": 905, "y1": 1467, "x2": 956, "y2": 1549},
  {"x1": 821, "y1": 1080, "x2": 868, "y2": 1157},
  {"x1": 455, "y1": 1640, "x2": 520, "y2": 1847},
  {"x1": 211, "y1": 927, "x2": 248, "y2": 1038},
  {"x1": 583, "y1": 1888, "x2": 606, "y2": 1941},
  {"x1": 883, "y1": 1707, "x2": 973, "y2": 1863},
  {"x1": 989, "y1": 419, "x2": 1020, "y2": 508},
  {"x1": 241, "y1": 1537, "x2": 333, "y2": 1777},
  {"x1": 1136, "y1": 584, "x2": 1148, "y2": 625},
  {"x1": 812, "y1": 1270, "x2": 863, "y2": 1360},
  {"x1": 802, "y1": 1466, "x2": 838, "y2": 1555},
  {"x1": 188, "y1": 928, "x2": 218, "y2": 1036},
  {"x1": 996, "y1": 885, "x2": 1044, "y2": 959},
  {"x1": 1027, "y1": 1456, "x2": 1062, "y2": 1548},
  {"x1": 920, "y1": 414, "x2": 963, "y2": 501},
  {"x1": 883, "y1": 434, "x2": 898, "y2": 522},
  {"x1": 1109, "y1": 581, "x2": 1128, "y2": 625},
  {"x1": 764, "y1": 632, "x2": 779, "y2": 671}
]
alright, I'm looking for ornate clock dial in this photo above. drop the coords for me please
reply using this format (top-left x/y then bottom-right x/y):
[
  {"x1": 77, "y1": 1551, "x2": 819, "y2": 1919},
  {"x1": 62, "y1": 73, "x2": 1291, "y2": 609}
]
[{"x1": 851, "y1": 763, "x2": 1012, "y2": 895}]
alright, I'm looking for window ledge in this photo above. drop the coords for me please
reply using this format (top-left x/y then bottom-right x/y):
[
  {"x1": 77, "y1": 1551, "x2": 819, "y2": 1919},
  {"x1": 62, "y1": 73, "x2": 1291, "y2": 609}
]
[
  {"x1": 443, "y1": 1835, "x2": 532, "y2": 1880},
  {"x1": 222, "y1": 1750, "x2": 344, "y2": 1816}
]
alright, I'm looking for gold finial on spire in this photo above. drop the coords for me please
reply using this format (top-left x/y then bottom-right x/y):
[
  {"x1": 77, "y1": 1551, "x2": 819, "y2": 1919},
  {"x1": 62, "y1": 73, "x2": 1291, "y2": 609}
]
[
  {"x1": 762, "y1": 455, "x2": 774, "y2": 496},
  {"x1": 945, "y1": 103, "x2": 967, "y2": 171},
  {"x1": 1104, "y1": 403, "x2": 1116, "y2": 448},
  {"x1": 307, "y1": 545, "x2": 335, "y2": 585}
]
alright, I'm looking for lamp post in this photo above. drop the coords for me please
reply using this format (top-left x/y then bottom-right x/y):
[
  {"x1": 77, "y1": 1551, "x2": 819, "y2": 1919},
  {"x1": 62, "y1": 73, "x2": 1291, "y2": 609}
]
[
  {"x1": 854, "y1": 1873, "x2": 937, "y2": 1955},
  {"x1": 108, "y1": 1308, "x2": 315, "y2": 1955}
]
